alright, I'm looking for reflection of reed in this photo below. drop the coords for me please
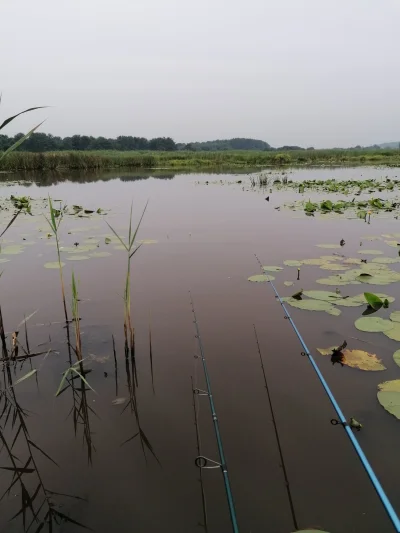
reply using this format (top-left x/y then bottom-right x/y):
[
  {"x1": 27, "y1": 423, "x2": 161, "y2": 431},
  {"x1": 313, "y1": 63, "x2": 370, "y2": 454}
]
[{"x1": 0, "y1": 309, "x2": 88, "y2": 531}]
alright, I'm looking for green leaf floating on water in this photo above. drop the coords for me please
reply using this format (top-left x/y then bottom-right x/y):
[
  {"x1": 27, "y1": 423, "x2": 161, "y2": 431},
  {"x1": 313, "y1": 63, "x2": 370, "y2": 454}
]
[
  {"x1": 0, "y1": 258, "x2": 10, "y2": 264},
  {"x1": 316, "y1": 276, "x2": 361, "y2": 286},
  {"x1": 262, "y1": 266, "x2": 283, "y2": 272},
  {"x1": 390, "y1": 311, "x2": 400, "y2": 323},
  {"x1": 282, "y1": 297, "x2": 341, "y2": 315},
  {"x1": 248, "y1": 274, "x2": 274, "y2": 282},
  {"x1": 372, "y1": 257, "x2": 400, "y2": 264},
  {"x1": 65, "y1": 255, "x2": 90, "y2": 261},
  {"x1": 284, "y1": 281, "x2": 294, "y2": 286},
  {"x1": 319, "y1": 263, "x2": 350, "y2": 271},
  {"x1": 377, "y1": 380, "x2": 400, "y2": 419},
  {"x1": 303, "y1": 290, "x2": 341, "y2": 302},
  {"x1": 1, "y1": 245, "x2": 24, "y2": 255},
  {"x1": 90, "y1": 251, "x2": 112, "y2": 258},
  {"x1": 364, "y1": 292, "x2": 384, "y2": 310},
  {"x1": 384, "y1": 240, "x2": 400, "y2": 248},
  {"x1": 354, "y1": 317, "x2": 394, "y2": 332},
  {"x1": 317, "y1": 346, "x2": 386, "y2": 371},
  {"x1": 138, "y1": 239, "x2": 158, "y2": 244},
  {"x1": 301, "y1": 258, "x2": 329, "y2": 266},
  {"x1": 283, "y1": 260, "x2": 302, "y2": 267},
  {"x1": 44, "y1": 262, "x2": 65, "y2": 269},
  {"x1": 393, "y1": 350, "x2": 400, "y2": 368},
  {"x1": 315, "y1": 244, "x2": 342, "y2": 249},
  {"x1": 357, "y1": 250, "x2": 383, "y2": 255},
  {"x1": 384, "y1": 324, "x2": 400, "y2": 341}
]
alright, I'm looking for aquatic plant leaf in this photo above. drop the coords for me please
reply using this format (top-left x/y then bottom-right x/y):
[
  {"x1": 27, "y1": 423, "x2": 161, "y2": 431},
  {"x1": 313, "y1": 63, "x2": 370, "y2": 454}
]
[
  {"x1": 65, "y1": 255, "x2": 90, "y2": 261},
  {"x1": 319, "y1": 263, "x2": 350, "y2": 271},
  {"x1": 316, "y1": 276, "x2": 359, "y2": 286},
  {"x1": 371, "y1": 257, "x2": 400, "y2": 264},
  {"x1": 390, "y1": 311, "x2": 400, "y2": 323},
  {"x1": 316, "y1": 244, "x2": 342, "y2": 249},
  {"x1": 283, "y1": 297, "x2": 340, "y2": 315},
  {"x1": 283, "y1": 260, "x2": 302, "y2": 267},
  {"x1": 357, "y1": 250, "x2": 383, "y2": 255},
  {"x1": 377, "y1": 380, "x2": 400, "y2": 419},
  {"x1": 364, "y1": 292, "x2": 384, "y2": 310},
  {"x1": 284, "y1": 281, "x2": 294, "y2": 286},
  {"x1": 0, "y1": 259, "x2": 10, "y2": 264},
  {"x1": 326, "y1": 307, "x2": 341, "y2": 316},
  {"x1": 13, "y1": 369, "x2": 37, "y2": 385},
  {"x1": 384, "y1": 324, "x2": 400, "y2": 341},
  {"x1": 1, "y1": 245, "x2": 24, "y2": 255},
  {"x1": 320, "y1": 255, "x2": 342, "y2": 261},
  {"x1": 89, "y1": 251, "x2": 111, "y2": 258},
  {"x1": 301, "y1": 258, "x2": 328, "y2": 266},
  {"x1": 44, "y1": 262, "x2": 65, "y2": 269},
  {"x1": 317, "y1": 346, "x2": 386, "y2": 371},
  {"x1": 343, "y1": 257, "x2": 363, "y2": 265},
  {"x1": 354, "y1": 317, "x2": 393, "y2": 333},
  {"x1": 105, "y1": 237, "x2": 111, "y2": 244},
  {"x1": 137, "y1": 239, "x2": 158, "y2": 244},
  {"x1": 248, "y1": 274, "x2": 274, "y2": 282},
  {"x1": 303, "y1": 290, "x2": 341, "y2": 302},
  {"x1": 384, "y1": 240, "x2": 400, "y2": 248},
  {"x1": 262, "y1": 266, "x2": 283, "y2": 272},
  {"x1": 393, "y1": 350, "x2": 400, "y2": 368}
]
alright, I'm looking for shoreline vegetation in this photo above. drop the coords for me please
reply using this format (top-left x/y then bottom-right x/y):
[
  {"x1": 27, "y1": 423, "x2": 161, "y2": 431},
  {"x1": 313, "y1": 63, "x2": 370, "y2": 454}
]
[{"x1": 1, "y1": 148, "x2": 400, "y2": 171}]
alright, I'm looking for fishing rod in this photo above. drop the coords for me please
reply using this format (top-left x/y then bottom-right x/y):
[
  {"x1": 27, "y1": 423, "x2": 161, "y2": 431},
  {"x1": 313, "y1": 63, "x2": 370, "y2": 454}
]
[
  {"x1": 189, "y1": 292, "x2": 240, "y2": 533},
  {"x1": 253, "y1": 325, "x2": 299, "y2": 532},
  {"x1": 254, "y1": 254, "x2": 400, "y2": 533}
]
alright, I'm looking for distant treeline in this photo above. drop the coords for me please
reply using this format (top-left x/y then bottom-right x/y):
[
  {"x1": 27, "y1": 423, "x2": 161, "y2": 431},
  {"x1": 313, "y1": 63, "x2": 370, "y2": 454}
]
[{"x1": 0, "y1": 133, "x2": 395, "y2": 153}]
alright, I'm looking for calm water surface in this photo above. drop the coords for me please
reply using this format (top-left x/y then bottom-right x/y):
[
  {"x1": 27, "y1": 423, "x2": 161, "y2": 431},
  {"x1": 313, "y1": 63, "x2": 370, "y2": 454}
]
[{"x1": 1, "y1": 167, "x2": 400, "y2": 533}]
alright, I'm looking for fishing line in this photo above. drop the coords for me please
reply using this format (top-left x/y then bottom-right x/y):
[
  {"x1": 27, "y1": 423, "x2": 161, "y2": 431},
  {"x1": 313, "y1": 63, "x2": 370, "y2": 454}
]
[
  {"x1": 253, "y1": 325, "x2": 299, "y2": 531},
  {"x1": 254, "y1": 254, "x2": 400, "y2": 532},
  {"x1": 189, "y1": 292, "x2": 240, "y2": 533}
]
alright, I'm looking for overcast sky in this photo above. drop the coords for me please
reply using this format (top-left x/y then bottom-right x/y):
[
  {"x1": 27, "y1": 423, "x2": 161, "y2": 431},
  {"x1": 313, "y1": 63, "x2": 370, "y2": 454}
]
[{"x1": 1, "y1": 0, "x2": 399, "y2": 148}]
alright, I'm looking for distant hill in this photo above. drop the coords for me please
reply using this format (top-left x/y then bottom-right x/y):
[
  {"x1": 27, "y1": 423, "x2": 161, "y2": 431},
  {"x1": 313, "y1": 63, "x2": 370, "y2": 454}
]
[
  {"x1": 379, "y1": 142, "x2": 400, "y2": 150},
  {"x1": 177, "y1": 138, "x2": 271, "y2": 151}
]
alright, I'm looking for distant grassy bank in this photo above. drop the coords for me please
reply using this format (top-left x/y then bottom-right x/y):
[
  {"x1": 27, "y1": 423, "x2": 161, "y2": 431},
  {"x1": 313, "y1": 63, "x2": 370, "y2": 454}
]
[{"x1": 1, "y1": 149, "x2": 400, "y2": 172}]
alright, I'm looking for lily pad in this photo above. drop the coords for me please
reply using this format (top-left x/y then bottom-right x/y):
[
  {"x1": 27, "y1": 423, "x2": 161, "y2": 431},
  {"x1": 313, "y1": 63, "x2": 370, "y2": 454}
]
[
  {"x1": 303, "y1": 290, "x2": 341, "y2": 302},
  {"x1": 282, "y1": 298, "x2": 340, "y2": 315},
  {"x1": 393, "y1": 350, "x2": 400, "y2": 368},
  {"x1": 315, "y1": 244, "x2": 342, "y2": 249},
  {"x1": 354, "y1": 317, "x2": 394, "y2": 333},
  {"x1": 384, "y1": 324, "x2": 400, "y2": 341},
  {"x1": 343, "y1": 257, "x2": 363, "y2": 265},
  {"x1": 390, "y1": 311, "x2": 400, "y2": 323},
  {"x1": 1, "y1": 245, "x2": 24, "y2": 255},
  {"x1": 384, "y1": 240, "x2": 400, "y2": 248},
  {"x1": 371, "y1": 257, "x2": 400, "y2": 264},
  {"x1": 0, "y1": 258, "x2": 10, "y2": 264},
  {"x1": 316, "y1": 276, "x2": 360, "y2": 286},
  {"x1": 317, "y1": 346, "x2": 386, "y2": 371},
  {"x1": 248, "y1": 274, "x2": 274, "y2": 282},
  {"x1": 44, "y1": 262, "x2": 65, "y2": 269},
  {"x1": 65, "y1": 255, "x2": 90, "y2": 261},
  {"x1": 262, "y1": 266, "x2": 283, "y2": 272},
  {"x1": 90, "y1": 251, "x2": 112, "y2": 258},
  {"x1": 138, "y1": 239, "x2": 158, "y2": 244},
  {"x1": 301, "y1": 258, "x2": 328, "y2": 266},
  {"x1": 357, "y1": 250, "x2": 383, "y2": 255},
  {"x1": 377, "y1": 380, "x2": 400, "y2": 419},
  {"x1": 283, "y1": 260, "x2": 302, "y2": 267},
  {"x1": 284, "y1": 281, "x2": 294, "y2": 287},
  {"x1": 319, "y1": 263, "x2": 350, "y2": 271}
]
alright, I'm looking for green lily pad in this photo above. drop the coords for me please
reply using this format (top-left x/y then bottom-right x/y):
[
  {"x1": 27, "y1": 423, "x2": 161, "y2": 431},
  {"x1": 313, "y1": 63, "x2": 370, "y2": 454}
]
[
  {"x1": 44, "y1": 262, "x2": 65, "y2": 269},
  {"x1": 317, "y1": 346, "x2": 386, "y2": 371},
  {"x1": 384, "y1": 240, "x2": 400, "y2": 248},
  {"x1": 315, "y1": 244, "x2": 342, "y2": 249},
  {"x1": 319, "y1": 263, "x2": 350, "y2": 271},
  {"x1": 343, "y1": 257, "x2": 363, "y2": 265},
  {"x1": 262, "y1": 266, "x2": 283, "y2": 272},
  {"x1": 377, "y1": 380, "x2": 400, "y2": 419},
  {"x1": 0, "y1": 258, "x2": 10, "y2": 264},
  {"x1": 393, "y1": 350, "x2": 400, "y2": 368},
  {"x1": 284, "y1": 281, "x2": 294, "y2": 287},
  {"x1": 114, "y1": 245, "x2": 126, "y2": 251},
  {"x1": 371, "y1": 257, "x2": 400, "y2": 264},
  {"x1": 303, "y1": 290, "x2": 341, "y2": 302},
  {"x1": 248, "y1": 274, "x2": 274, "y2": 282},
  {"x1": 1, "y1": 245, "x2": 24, "y2": 255},
  {"x1": 65, "y1": 255, "x2": 90, "y2": 261},
  {"x1": 138, "y1": 239, "x2": 158, "y2": 244},
  {"x1": 390, "y1": 311, "x2": 400, "y2": 323},
  {"x1": 357, "y1": 250, "x2": 383, "y2": 255},
  {"x1": 301, "y1": 258, "x2": 328, "y2": 266},
  {"x1": 90, "y1": 251, "x2": 112, "y2": 258},
  {"x1": 316, "y1": 276, "x2": 360, "y2": 286},
  {"x1": 354, "y1": 317, "x2": 394, "y2": 333},
  {"x1": 356, "y1": 271, "x2": 400, "y2": 285},
  {"x1": 282, "y1": 298, "x2": 340, "y2": 315},
  {"x1": 283, "y1": 260, "x2": 302, "y2": 267},
  {"x1": 384, "y1": 324, "x2": 400, "y2": 341}
]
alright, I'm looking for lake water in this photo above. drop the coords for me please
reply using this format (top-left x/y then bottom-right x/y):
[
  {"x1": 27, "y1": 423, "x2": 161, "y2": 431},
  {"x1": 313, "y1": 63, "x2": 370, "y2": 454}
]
[{"x1": 1, "y1": 166, "x2": 400, "y2": 533}]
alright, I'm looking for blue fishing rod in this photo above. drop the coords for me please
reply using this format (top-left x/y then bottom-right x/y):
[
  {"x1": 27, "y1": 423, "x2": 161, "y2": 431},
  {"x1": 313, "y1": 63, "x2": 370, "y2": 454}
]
[
  {"x1": 255, "y1": 254, "x2": 400, "y2": 532},
  {"x1": 189, "y1": 292, "x2": 240, "y2": 533}
]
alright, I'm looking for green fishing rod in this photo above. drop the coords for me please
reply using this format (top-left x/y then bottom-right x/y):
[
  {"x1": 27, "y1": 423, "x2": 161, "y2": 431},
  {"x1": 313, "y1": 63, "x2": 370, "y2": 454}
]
[{"x1": 190, "y1": 292, "x2": 240, "y2": 533}]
